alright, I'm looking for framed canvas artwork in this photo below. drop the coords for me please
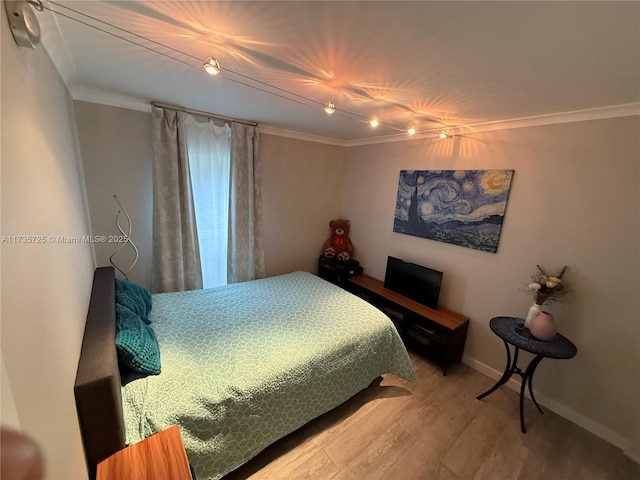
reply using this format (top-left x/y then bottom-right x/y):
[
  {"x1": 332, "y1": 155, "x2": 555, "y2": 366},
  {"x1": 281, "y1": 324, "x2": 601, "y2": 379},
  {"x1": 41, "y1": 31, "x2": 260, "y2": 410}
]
[{"x1": 393, "y1": 170, "x2": 514, "y2": 253}]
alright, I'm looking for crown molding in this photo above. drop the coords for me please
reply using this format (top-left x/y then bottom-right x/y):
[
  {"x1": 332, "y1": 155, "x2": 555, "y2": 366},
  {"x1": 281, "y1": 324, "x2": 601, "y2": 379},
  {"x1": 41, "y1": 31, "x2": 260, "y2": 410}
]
[
  {"x1": 67, "y1": 84, "x2": 639, "y2": 147},
  {"x1": 342, "y1": 102, "x2": 640, "y2": 147},
  {"x1": 71, "y1": 86, "x2": 152, "y2": 113},
  {"x1": 458, "y1": 102, "x2": 640, "y2": 134},
  {"x1": 256, "y1": 125, "x2": 349, "y2": 146}
]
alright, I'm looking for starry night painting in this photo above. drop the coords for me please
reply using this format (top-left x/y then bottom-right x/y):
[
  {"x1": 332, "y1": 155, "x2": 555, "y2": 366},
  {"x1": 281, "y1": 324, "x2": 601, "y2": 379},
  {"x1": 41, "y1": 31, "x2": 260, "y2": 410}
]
[{"x1": 393, "y1": 170, "x2": 514, "y2": 253}]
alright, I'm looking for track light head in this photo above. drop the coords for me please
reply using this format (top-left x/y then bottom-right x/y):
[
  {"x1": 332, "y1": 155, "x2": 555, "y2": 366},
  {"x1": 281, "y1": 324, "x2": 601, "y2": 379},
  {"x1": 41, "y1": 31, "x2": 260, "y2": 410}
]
[
  {"x1": 324, "y1": 102, "x2": 336, "y2": 114},
  {"x1": 203, "y1": 56, "x2": 221, "y2": 75}
]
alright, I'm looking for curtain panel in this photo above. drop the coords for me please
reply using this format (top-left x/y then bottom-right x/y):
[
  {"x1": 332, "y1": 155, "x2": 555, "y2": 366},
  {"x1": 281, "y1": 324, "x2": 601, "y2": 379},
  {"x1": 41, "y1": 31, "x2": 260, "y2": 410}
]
[
  {"x1": 151, "y1": 107, "x2": 203, "y2": 293},
  {"x1": 228, "y1": 123, "x2": 265, "y2": 283},
  {"x1": 151, "y1": 106, "x2": 264, "y2": 290}
]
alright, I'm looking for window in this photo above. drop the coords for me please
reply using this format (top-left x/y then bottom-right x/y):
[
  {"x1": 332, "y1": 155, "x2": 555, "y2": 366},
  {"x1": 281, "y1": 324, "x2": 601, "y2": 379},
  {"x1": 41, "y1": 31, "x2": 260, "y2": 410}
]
[{"x1": 184, "y1": 116, "x2": 231, "y2": 289}]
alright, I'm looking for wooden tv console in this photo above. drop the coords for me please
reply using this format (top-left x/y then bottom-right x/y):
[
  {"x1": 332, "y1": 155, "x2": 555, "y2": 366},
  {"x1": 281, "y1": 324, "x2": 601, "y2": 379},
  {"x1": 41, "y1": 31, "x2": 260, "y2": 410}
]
[{"x1": 347, "y1": 274, "x2": 469, "y2": 375}]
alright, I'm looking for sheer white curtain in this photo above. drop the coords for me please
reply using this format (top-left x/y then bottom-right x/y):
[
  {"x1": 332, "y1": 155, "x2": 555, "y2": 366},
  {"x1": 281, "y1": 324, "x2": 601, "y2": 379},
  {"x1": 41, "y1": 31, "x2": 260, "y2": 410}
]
[{"x1": 183, "y1": 115, "x2": 231, "y2": 289}]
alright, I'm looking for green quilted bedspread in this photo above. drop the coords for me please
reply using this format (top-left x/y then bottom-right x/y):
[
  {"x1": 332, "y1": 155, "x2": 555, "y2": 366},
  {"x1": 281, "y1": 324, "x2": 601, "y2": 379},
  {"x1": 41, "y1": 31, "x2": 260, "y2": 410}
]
[{"x1": 122, "y1": 271, "x2": 415, "y2": 479}]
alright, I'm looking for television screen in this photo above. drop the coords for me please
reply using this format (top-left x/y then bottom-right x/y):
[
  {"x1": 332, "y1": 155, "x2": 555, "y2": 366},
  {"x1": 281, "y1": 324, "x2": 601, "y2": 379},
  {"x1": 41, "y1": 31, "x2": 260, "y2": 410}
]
[{"x1": 384, "y1": 256, "x2": 443, "y2": 309}]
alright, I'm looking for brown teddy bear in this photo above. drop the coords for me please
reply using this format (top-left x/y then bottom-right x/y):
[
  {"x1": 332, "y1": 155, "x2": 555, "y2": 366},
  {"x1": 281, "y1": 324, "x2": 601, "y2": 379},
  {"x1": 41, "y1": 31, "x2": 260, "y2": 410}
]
[{"x1": 322, "y1": 219, "x2": 354, "y2": 262}]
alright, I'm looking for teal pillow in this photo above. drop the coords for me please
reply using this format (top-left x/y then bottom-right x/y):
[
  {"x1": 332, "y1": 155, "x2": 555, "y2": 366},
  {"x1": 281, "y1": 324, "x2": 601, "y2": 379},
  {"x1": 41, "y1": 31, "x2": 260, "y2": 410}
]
[
  {"x1": 115, "y1": 303, "x2": 161, "y2": 375},
  {"x1": 116, "y1": 279, "x2": 152, "y2": 324}
]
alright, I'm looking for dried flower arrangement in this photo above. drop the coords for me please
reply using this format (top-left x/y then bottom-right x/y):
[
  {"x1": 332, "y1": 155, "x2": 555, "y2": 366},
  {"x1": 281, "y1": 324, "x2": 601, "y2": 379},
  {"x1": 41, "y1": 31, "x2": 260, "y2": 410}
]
[{"x1": 527, "y1": 265, "x2": 569, "y2": 305}]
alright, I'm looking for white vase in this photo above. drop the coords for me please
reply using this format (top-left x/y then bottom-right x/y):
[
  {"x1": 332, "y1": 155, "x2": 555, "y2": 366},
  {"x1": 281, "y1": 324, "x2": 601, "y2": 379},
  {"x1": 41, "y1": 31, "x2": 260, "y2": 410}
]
[
  {"x1": 524, "y1": 303, "x2": 543, "y2": 328},
  {"x1": 529, "y1": 311, "x2": 557, "y2": 340}
]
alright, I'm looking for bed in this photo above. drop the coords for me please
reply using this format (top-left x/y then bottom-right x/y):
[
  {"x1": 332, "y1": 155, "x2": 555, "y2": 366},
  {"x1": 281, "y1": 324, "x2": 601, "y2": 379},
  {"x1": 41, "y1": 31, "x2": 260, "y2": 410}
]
[{"x1": 74, "y1": 266, "x2": 415, "y2": 480}]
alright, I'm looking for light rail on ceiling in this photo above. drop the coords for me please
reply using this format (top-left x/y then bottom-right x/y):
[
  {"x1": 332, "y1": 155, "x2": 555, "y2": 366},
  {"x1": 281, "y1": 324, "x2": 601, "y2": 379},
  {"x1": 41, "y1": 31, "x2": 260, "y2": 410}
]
[{"x1": 19, "y1": 0, "x2": 453, "y2": 138}]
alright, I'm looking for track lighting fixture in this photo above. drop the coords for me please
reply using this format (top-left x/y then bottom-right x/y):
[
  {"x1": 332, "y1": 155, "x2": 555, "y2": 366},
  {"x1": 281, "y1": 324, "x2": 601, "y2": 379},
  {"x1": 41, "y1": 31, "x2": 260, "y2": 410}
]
[
  {"x1": 324, "y1": 102, "x2": 336, "y2": 114},
  {"x1": 35, "y1": 3, "x2": 456, "y2": 138},
  {"x1": 203, "y1": 56, "x2": 221, "y2": 75}
]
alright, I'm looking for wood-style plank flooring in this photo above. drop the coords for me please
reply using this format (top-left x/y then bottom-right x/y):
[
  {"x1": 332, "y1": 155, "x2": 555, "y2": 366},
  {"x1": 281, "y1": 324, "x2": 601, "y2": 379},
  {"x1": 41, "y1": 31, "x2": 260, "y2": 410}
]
[{"x1": 223, "y1": 352, "x2": 639, "y2": 480}]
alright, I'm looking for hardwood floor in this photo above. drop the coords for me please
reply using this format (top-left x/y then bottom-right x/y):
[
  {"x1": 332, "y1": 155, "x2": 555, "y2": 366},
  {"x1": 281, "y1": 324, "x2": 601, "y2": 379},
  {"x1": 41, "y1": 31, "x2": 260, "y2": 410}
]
[{"x1": 223, "y1": 352, "x2": 639, "y2": 480}]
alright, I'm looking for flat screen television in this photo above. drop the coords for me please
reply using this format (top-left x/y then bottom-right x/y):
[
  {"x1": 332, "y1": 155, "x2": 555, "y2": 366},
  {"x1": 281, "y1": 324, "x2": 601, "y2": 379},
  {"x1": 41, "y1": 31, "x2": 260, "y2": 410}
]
[{"x1": 384, "y1": 256, "x2": 443, "y2": 309}]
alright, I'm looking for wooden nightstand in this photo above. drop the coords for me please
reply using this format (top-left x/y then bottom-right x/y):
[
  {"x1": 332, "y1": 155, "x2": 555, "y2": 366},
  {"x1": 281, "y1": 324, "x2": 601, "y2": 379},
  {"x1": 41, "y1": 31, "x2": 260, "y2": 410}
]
[{"x1": 97, "y1": 425, "x2": 192, "y2": 480}]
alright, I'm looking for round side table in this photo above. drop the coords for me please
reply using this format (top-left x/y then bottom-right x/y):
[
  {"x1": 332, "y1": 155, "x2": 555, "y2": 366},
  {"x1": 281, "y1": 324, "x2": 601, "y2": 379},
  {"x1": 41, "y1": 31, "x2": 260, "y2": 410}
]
[{"x1": 476, "y1": 316, "x2": 577, "y2": 433}]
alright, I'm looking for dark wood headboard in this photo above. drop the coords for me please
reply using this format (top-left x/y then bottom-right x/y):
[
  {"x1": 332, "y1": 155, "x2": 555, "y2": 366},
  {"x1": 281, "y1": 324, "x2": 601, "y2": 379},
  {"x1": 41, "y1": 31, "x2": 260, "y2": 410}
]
[{"x1": 74, "y1": 266, "x2": 125, "y2": 479}]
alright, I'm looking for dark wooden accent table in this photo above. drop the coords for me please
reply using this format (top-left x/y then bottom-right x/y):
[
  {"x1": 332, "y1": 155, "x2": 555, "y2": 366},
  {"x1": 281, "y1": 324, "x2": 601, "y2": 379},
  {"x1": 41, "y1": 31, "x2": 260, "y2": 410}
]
[
  {"x1": 476, "y1": 316, "x2": 577, "y2": 433},
  {"x1": 347, "y1": 274, "x2": 469, "y2": 375}
]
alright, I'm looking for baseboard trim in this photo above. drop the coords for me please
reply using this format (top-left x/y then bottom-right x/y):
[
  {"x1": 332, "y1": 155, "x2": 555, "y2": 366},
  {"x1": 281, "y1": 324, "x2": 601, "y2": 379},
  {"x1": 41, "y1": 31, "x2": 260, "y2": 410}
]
[{"x1": 462, "y1": 354, "x2": 638, "y2": 464}]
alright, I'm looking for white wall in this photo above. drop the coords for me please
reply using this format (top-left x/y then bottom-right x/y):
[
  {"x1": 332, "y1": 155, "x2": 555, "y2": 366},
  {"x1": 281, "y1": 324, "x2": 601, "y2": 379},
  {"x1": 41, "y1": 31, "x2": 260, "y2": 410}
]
[
  {"x1": 260, "y1": 134, "x2": 345, "y2": 276},
  {"x1": 74, "y1": 101, "x2": 153, "y2": 288},
  {"x1": 1, "y1": 15, "x2": 95, "y2": 480},
  {"x1": 341, "y1": 117, "x2": 640, "y2": 458}
]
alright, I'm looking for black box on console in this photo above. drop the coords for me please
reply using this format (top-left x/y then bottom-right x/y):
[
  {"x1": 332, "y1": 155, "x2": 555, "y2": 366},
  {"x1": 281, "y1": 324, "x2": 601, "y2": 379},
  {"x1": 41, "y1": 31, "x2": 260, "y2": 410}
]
[{"x1": 318, "y1": 256, "x2": 363, "y2": 285}]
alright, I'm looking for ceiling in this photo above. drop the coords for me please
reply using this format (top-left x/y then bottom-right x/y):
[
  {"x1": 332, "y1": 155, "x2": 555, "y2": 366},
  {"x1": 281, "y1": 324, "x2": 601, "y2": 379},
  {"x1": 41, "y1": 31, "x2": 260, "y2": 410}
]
[{"x1": 35, "y1": 1, "x2": 640, "y2": 142}]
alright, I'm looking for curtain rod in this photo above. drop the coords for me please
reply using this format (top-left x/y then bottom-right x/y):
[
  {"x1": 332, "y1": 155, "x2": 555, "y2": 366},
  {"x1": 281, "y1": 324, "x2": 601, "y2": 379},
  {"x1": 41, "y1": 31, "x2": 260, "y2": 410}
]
[{"x1": 151, "y1": 101, "x2": 258, "y2": 127}]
